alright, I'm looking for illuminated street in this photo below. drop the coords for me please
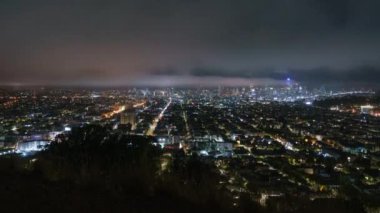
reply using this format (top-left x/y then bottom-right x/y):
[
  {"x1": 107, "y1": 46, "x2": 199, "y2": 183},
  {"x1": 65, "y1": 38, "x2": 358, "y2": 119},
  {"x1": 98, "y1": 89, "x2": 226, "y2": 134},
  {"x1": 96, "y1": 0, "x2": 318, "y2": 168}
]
[{"x1": 146, "y1": 98, "x2": 172, "y2": 136}]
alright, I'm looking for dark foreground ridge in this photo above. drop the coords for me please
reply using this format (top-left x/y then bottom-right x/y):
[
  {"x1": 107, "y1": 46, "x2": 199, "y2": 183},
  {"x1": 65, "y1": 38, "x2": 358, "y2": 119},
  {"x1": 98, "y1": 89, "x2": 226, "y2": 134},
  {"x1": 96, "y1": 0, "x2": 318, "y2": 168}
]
[{"x1": 0, "y1": 125, "x2": 366, "y2": 213}]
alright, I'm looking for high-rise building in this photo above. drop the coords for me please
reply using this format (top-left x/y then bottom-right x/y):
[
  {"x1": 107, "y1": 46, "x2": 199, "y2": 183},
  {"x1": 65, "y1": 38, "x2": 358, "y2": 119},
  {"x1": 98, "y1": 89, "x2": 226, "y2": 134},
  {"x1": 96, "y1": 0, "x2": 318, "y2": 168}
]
[
  {"x1": 218, "y1": 85, "x2": 223, "y2": 96},
  {"x1": 360, "y1": 105, "x2": 374, "y2": 114},
  {"x1": 120, "y1": 109, "x2": 137, "y2": 130}
]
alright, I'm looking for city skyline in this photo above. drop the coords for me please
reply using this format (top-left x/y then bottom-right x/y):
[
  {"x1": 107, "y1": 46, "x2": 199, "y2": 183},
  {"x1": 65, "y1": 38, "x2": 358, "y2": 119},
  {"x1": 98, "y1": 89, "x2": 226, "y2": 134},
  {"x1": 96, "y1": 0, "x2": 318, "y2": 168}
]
[{"x1": 1, "y1": 1, "x2": 380, "y2": 212}]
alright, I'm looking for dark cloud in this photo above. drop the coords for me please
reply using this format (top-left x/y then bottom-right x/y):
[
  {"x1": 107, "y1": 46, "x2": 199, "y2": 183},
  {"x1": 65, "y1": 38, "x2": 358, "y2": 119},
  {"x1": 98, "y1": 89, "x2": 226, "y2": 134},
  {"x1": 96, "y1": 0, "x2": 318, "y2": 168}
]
[
  {"x1": 0, "y1": 0, "x2": 379, "y2": 87},
  {"x1": 190, "y1": 67, "x2": 275, "y2": 79},
  {"x1": 151, "y1": 68, "x2": 180, "y2": 76},
  {"x1": 188, "y1": 66, "x2": 380, "y2": 88},
  {"x1": 313, "y1": 0, "x2": 351, "y2": 27}
]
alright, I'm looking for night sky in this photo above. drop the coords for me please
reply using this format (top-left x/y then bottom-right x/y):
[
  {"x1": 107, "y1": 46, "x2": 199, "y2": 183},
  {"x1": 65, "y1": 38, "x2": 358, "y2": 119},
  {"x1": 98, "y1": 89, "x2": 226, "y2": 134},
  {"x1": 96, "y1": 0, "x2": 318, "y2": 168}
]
[{"x1": 1, "y1": 0, "x2": 379, "y2": 87}]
